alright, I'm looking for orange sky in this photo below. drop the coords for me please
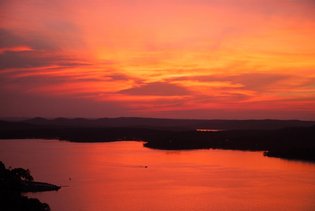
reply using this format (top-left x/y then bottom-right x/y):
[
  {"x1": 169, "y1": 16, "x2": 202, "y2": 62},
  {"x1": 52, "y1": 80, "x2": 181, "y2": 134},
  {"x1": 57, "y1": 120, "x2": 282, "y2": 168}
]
[{"x1": 1, "y1": 0, "x2": 315, "y2": 119}]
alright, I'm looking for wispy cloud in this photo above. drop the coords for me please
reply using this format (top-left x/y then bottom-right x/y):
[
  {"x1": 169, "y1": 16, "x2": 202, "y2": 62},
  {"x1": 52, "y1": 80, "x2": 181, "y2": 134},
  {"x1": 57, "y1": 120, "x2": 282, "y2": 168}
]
[
  {"x1": 0, "y1": 0, "x2": 315, "y2": 119},
  {"x1": 119, "y1": 82, "x2": 190, "y2": 96}
]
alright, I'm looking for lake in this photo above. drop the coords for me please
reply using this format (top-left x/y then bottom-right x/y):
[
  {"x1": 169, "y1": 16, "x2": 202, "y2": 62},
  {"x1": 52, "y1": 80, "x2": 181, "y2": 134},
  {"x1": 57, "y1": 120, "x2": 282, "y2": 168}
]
[{"x1": 1, "y1": 139, "x2": 315, "y2": 211}]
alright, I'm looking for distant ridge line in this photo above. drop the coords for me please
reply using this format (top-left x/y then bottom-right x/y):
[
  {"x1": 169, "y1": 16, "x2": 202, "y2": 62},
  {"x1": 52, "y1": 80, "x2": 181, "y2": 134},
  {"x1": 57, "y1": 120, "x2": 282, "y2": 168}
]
[{"x1": 13, "y1": 117, "x2": 315, "y2": 131}]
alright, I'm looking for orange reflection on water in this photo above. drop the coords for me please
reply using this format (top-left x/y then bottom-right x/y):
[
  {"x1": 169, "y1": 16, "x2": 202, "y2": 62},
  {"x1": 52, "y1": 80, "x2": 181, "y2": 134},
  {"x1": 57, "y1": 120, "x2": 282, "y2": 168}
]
[
  {"x1": 196, "y1": 129, "x2": 226, "y2": 132},
  {"x1": 1, "y1": 139, "x2": 315, "y2": 211},
  {"x1": 66, "y1": 141, "x2": 315, "y2": 211}
]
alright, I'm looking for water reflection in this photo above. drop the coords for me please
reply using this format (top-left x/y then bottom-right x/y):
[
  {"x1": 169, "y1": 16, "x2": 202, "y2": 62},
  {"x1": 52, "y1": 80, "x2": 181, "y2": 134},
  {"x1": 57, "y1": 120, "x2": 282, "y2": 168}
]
[
  {"x1": 0, "y1": 139, "x2": 315, "y2": 211},
  {"x1": 196, "y1": 129, "x2": 226, "y2": 132}
]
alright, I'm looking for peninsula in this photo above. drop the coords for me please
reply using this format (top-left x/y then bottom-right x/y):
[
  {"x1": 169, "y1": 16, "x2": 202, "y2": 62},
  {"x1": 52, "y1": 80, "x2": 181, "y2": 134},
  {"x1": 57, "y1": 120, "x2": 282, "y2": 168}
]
[
  {"x1": 0, "y1": 161, "x2": 61, "y2": 211},
  {"x1": 0, "y1": 118, "x2": 314, "y2": 162}
]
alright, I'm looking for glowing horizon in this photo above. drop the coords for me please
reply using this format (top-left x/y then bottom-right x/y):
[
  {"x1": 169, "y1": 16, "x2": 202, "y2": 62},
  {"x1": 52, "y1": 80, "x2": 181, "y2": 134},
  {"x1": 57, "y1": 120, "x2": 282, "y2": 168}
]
[{"x1": 1, "y1": 0, "x2": 315, "y2": 120}]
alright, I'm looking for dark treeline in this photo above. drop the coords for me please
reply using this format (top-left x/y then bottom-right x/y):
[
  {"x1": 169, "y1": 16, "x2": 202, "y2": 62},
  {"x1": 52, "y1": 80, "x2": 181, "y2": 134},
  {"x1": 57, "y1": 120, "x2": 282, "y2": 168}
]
[
  {"x1": 4, "y1": 117, "x2": 315, "y2": 130},
  {"x1": 0, "y1": 161, "x2": 51, "y2": 211},
  {"x1": 1, "y1": 119, "x2": 315, "y2": 161}
]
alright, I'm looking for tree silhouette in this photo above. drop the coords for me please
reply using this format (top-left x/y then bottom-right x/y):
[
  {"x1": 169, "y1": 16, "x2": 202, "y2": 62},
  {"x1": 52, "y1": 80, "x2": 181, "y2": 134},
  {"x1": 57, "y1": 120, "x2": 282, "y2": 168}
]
[{"x1": 11, "y1": 168, "x2": 34, "y2": 181}]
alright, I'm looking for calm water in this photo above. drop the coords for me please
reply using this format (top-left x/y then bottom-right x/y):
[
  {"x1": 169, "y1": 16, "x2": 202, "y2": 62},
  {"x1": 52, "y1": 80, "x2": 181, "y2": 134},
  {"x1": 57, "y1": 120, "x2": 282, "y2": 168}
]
[{"x1": 1, "y1": 139, "x2": 315, "y2": 211}]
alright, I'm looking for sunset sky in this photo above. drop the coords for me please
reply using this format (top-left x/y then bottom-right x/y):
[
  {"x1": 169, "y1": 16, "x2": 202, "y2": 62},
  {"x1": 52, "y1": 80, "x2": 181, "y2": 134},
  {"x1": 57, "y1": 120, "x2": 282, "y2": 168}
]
[{"x1": 1, "y1": 0, "x2": 315, "y2": 119}]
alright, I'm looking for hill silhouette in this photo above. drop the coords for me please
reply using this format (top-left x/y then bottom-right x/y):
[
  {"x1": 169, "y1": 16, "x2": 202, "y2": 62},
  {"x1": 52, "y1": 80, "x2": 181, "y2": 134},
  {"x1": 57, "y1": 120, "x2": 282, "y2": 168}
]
[
  {"x1": 0, "y1": 118, "x2": 314, "y2": 162},
  {"x1": 22, "y1": 117, "x2": 315, "y2": 130}
]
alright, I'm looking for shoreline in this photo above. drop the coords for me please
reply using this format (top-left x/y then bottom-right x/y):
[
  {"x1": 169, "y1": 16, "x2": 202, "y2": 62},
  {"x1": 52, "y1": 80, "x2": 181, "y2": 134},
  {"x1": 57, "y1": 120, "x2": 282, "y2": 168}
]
[{"x1": 1, "y1": 120, "x2": 314, "y2": 162}]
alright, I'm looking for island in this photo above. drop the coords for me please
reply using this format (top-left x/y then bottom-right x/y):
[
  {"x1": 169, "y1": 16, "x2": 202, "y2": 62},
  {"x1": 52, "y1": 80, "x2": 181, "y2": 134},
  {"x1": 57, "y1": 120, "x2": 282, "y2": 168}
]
[{"x1": 0, "y1": 118, "x2": 315, "y2": 162}]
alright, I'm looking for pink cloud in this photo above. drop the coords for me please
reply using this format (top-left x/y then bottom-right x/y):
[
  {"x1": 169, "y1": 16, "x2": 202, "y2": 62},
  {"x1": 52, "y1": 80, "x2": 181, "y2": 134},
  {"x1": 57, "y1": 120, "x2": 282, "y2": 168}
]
[{"x1": 1, "y1": 0, "x2": 315, "y2": 119}]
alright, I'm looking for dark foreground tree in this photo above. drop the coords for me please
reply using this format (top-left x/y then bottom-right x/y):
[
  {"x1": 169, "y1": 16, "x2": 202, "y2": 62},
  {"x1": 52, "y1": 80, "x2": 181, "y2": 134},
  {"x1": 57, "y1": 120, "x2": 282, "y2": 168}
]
[{"x1": 0, "y1": 161, "x2": 50, "y2": 211}]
